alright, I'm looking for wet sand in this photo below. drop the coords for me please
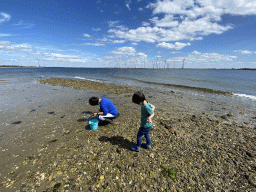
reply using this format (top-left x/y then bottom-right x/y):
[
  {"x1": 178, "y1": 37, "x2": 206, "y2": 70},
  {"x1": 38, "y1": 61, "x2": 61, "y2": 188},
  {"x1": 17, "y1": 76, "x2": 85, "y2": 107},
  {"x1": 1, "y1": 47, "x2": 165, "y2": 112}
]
[{"x1": 1, "y1": 78, "x2": 256, "y2": 191}]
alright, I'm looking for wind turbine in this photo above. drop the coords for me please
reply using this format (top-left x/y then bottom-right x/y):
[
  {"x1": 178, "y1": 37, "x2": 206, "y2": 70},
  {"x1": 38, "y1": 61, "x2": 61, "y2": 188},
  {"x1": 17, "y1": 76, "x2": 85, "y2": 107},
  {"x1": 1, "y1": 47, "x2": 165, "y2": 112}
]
[
  {"x1": 37, "y1": 59, "x2": 40, "y2": 67},
  {"x1": 182, "y1": 59, "x2": 185, "y2": 69}
]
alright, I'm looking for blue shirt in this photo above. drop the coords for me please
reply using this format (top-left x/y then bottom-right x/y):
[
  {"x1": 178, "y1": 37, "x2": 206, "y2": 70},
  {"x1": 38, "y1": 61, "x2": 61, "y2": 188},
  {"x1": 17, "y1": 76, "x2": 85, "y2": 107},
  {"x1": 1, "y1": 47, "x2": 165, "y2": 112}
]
[
  {"x1": 141, "y1": 102, "x2": 154, "y2": 128},
  {"x1": 100, "y1": 98, "x2": 118, "y2": 116}
]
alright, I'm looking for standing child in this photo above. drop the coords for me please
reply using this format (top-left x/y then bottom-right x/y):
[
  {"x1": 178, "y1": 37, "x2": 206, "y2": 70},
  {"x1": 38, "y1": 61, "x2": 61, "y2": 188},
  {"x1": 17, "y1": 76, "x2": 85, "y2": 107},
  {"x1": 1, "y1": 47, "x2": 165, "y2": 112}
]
[{"x1": 130, "y1": 91, "x2": 155, "y2": 152}]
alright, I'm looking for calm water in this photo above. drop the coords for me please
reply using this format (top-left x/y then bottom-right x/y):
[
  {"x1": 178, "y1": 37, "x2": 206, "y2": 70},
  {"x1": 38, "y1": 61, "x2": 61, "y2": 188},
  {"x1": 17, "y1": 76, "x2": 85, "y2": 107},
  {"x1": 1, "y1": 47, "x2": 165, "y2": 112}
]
[
  {"x1": 0, "y1": 67, "x2": 255, "y2": 111},
  {"x1": 1, "y1": 67, "x2": 255, "y2": 94}
]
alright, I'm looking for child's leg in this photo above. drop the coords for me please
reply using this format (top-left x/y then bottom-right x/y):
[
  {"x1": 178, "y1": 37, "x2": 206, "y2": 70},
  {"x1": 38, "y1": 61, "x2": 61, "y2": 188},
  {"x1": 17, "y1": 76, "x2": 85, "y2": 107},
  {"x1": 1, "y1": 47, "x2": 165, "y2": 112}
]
[
  {"x1": 136, "y1": 128, "x2": 144, "y2": 147},
  {"x1": 131, "y1": 128, "x2": 143, "y2": 152},
  {"x1": 144, "y1": 133, "x2": 151, "y2": 146},
  {"x1": 142, "y1": 126, "x2": 152, "y2": 149},
  {"x1": 98, "y1": 113, "x2": 116, "y2": 121}
]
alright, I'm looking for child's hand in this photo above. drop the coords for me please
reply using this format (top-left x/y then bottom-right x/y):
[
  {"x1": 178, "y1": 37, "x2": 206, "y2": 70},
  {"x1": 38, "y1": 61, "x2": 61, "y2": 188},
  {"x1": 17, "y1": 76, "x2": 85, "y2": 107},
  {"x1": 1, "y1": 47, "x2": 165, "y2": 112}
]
[
  {"x1": 147, "y1": 118, "x2": 152, "y2": 123},
  {"x1": 93, "y1": 113, "x2": 97, "y2": 117}
]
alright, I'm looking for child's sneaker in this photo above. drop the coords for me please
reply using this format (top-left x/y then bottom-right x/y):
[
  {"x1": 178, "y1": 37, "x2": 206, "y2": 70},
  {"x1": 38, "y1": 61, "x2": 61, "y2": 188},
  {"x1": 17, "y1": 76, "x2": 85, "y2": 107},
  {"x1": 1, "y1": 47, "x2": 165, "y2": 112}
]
[
  {"x1": 130, "y1": 145, "x2": 140, "y2": 152},
  {"x1": 141, "y1": 143, "x2": 151, "y2": 149}
]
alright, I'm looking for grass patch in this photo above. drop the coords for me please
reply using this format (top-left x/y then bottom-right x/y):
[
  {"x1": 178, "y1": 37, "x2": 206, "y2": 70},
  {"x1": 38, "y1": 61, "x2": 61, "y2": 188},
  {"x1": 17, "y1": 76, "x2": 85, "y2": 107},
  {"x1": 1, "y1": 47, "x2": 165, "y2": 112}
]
[{"x1": 161, "y1": 165, "x2": 177, "y2": 181}]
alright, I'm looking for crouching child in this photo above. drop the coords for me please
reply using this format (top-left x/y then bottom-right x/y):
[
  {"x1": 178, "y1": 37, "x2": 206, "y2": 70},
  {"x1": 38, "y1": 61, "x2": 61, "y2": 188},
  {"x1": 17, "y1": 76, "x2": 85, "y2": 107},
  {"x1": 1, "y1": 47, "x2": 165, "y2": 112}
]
[{"x1": 89, "y1": 97, "x2": 119, "y2": 125}]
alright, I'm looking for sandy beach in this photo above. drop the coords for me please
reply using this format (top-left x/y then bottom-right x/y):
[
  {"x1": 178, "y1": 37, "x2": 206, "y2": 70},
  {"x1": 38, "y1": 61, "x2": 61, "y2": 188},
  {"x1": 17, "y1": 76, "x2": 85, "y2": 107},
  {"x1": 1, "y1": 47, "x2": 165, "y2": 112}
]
[{"x1": 1, "y1": 78, "x2": 256, "y2": 191}]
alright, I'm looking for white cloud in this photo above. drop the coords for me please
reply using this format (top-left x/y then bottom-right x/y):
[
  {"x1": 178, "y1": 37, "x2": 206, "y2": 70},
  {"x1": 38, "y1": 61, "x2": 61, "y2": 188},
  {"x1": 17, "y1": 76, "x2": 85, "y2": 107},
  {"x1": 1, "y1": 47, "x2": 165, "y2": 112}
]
[
  {"x1": 197, "y1": 0, "x2": 256, "y2": 16},
  {"x1": 97, "y1": 37, "x2": 109, "y2": 42},
  {"x1": 138, "y1": 8, "x2": 143, "y2": 11},
  {"x1": 108, "y1": 19, "x2": 232, "y2": 42},
  {"x1": 108, "y1": 27, "x2": 160, "y2": 43},
  {"x1": 108, "y1": 0, "x2": 256, "y2": 43},
  {"x1": 192, "y1": 51, "x2": 201, "y2": 54},
  {"x1": 150, "y1": 15, "x2": 179, "y2": 27},
  {"x1": 157, "y1": 42, "x2": 191, "y2": 50},
  {"x1": 0, "y1": 33, "x2": 10, "y2": 37},
  {"x1": 234, "y1": 50, "x2": 253, "y2": 54},
  {"x1": 164, "y1": 52, "x2": 237, "y2": 68},
  {"x1": 102, "y1": 55, "x2": 114, "y2": 60},
  {"x1": 185, "y1": 52, "x2": 237, "y2": 63},
  {"x1": 131, "y1": 42, "x2": 137, "y2": 45},
  {"x1": 81, "y1": 43, "x2": 105, "y2": 46},
  {"x1": 13, "y1": 20, "x2": 24, "y2": 26},
  {"x1": 43, "y1": 53, "x2": 87, "y2": 63},
  {"x1": 83, "y1": 34, "x2": 91, "y2": 38},
  {"x1": 108, "y1": 20, "x2": 119, "y2": 27},
  {"x1": 69, "y1": 59, "x2": 86, "y2": 63},
  {"x1": 44, "y1": 55, "x2": 86, "y2": 63},
  {"x1": 92, "y1": 28, "x2": 101, "y2": 31},
  {"x1": 116, "y1": 25, "x2": 129, "y2": 31},
  {"x1": 112, "y1": 40, "x2": 126, "y2": 44},
  {"x1": 0, "y1": 41, "x2": 87, "y2": 64},
  {"x1": 147, "y1": 0, "x2": 256, "y2": 18},
  {"x1": 0, "y1": 12, "x2": 11, "y2": 24},
  {"x1": 126, "y1": 0, "x2": 132, "y2": 10},
  {"x1": 0, "y1": 41, "x2": 36, "y2": 54},
  {"x1": 142, "y1": 22, "x2": 150, "y2": 27},
  {"x1": 111, "y1": 46, "x2": 136, "y2": 56},
  {"x1": 137, "y1": 52, "x2": 147, "y2": 57},
  {"x1": 176, "y1": 16, "x2": 233, "y2": 36},
  {"x1": 12, "y1": 20, "x2": 34, "y2": 29},
  {"x1": 0, "y1": 41, "x2": 12, "y2": 46},
  {"x1": 45, "y1": 53, "x2": 80, "y2": 59}
]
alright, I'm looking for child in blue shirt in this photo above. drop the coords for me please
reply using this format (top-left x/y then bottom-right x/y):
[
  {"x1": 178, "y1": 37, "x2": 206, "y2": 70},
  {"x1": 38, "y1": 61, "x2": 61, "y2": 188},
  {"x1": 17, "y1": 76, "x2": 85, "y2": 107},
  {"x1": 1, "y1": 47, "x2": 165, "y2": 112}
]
[
  {"x1": 131, "y1": 91, "x2": 155, "y2": 152},
  {"x1": 89, "y1": 97, "x2": 119, "y2": 124}
]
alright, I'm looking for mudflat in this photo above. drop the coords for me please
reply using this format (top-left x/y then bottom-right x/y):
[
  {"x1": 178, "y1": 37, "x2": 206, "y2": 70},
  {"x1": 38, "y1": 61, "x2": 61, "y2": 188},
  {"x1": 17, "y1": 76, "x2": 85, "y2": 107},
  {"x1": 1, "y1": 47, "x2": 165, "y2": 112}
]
[{"x1": 1, "y1": 78, "x2": 256, "y2": 191}]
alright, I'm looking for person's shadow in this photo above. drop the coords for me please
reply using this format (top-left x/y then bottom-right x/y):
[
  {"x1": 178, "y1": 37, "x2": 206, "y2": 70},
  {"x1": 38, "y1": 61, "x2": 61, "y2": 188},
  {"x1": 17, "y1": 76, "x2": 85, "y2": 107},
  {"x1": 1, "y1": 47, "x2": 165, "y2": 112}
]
[
  {"x1": 98, "y1": 135, "x2": 134, "y2": 150},
  {"x1": 77, "y1": 111, "x2": 93, "y2": 122},
  {"x1": 84, "y1": 124, "x2": 91, "y2": 130}
]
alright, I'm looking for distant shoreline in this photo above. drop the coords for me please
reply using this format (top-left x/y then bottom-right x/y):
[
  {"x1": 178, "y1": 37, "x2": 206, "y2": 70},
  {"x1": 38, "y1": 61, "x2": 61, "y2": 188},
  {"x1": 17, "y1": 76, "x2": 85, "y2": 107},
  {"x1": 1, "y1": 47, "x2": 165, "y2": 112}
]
[
  {"x1": 0, "y1": 66, "x2": 255, "y2": 70},
  {"x1": 0, "y1": 66, "x2": 38, "y2": 68}
]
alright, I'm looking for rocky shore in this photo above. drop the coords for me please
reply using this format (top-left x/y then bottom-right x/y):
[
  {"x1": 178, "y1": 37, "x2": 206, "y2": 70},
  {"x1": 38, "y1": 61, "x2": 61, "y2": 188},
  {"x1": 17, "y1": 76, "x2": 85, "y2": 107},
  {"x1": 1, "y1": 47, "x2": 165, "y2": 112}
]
[{"x1": 1, "y1": 78, "x2": 256, "y2": 191}]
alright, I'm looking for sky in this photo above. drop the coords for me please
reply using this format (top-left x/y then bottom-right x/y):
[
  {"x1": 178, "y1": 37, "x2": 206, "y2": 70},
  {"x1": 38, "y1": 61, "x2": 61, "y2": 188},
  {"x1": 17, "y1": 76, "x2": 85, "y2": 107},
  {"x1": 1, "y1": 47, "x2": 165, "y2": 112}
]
[{"x1": 1, "y1": 0, "x2": 256, "y2": 69}]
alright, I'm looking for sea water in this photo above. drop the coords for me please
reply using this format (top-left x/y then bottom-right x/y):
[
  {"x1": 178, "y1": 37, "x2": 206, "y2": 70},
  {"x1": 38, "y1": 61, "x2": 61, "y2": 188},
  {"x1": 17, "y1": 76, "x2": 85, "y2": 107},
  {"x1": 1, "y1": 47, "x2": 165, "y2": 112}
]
[{"x1": 0, "y1": 67, "x2": 255, "y2": 114}]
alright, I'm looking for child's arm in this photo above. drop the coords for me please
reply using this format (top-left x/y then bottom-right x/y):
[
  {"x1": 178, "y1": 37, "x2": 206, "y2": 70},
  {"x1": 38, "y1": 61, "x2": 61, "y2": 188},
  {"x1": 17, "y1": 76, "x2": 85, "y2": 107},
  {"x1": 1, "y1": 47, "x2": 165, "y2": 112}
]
[
  {"x1": 147, "y1": 112, "x2": 155, "y2": 123},
  {"x1": 93, "y1": 109, "x2": 104, "y2": 116},
  {"x1": 151, "y1": 104, "x2": 155, "y2": 111},
  {"x1": 93, "y1": 111, "x2": 104, "y2": 116},
  {"x1": 147, "y1": 104, "x2": 155, "y2": 123}
]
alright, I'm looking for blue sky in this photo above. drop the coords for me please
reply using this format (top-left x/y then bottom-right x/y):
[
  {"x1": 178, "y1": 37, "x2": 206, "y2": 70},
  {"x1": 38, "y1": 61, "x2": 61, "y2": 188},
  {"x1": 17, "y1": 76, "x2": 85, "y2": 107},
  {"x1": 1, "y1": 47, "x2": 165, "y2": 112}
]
[{"x1": 1, "y1": 0, "x2": 256, "y2": 68}]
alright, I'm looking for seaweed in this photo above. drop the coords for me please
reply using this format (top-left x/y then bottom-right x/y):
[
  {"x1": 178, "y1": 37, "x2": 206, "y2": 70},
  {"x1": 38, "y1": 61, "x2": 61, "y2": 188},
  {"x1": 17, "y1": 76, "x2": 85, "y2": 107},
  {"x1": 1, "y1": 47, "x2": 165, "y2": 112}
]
[{"x1": 161, "y1": 165, "x2": 177, "y2": 181}]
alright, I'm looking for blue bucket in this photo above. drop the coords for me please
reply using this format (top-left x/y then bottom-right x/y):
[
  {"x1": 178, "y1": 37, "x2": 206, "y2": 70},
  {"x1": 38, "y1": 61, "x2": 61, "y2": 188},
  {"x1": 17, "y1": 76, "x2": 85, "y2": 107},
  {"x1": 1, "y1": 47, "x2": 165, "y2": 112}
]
[{"x1": 89, "y1": 118, "x2": 99, "y2": 130}]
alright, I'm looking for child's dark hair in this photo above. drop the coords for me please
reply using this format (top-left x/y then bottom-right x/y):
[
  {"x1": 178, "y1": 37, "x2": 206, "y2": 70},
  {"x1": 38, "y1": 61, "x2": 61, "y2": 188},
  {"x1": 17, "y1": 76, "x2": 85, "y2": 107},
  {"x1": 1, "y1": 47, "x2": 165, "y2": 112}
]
[
  {"x1": 89, "y1": 97, "x2": 99, "y2": 106},
  {"x1": 132, "y1": 91, "x2": 146, "y2": 104}
]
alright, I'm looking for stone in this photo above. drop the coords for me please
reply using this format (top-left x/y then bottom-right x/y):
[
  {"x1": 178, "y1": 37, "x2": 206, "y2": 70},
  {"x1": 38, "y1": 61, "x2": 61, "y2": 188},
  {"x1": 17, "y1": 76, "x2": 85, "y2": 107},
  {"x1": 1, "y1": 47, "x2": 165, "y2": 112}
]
[
  {"x1": 227, "y1": 113, "x2": 233, "y2": 117},
  {"x1": 247, "y1": 173, "x2": 256, "y2": 187}
]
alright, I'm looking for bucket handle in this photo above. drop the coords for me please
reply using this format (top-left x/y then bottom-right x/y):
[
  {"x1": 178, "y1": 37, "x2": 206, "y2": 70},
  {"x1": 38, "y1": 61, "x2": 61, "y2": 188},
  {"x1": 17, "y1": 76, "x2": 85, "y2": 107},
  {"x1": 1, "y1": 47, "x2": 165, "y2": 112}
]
[{"x1": 88, "y1": 115, "x2": 98, "y2": 121}]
